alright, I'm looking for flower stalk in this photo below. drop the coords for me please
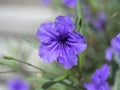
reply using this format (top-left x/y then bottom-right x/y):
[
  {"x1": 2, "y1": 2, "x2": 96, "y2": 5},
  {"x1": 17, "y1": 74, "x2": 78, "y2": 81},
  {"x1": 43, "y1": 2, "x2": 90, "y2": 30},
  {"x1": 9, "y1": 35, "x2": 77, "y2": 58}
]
[{"x1": 3, "y1": 56, "x2": 46, "y2": 74}]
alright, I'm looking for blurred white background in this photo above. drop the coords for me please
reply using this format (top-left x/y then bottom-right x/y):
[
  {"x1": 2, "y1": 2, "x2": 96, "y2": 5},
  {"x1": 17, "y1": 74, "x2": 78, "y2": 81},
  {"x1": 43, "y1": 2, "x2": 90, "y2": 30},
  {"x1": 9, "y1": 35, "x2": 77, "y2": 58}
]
[{"x1": 0, "y1": 0, "x2": 64, "y2": 90}]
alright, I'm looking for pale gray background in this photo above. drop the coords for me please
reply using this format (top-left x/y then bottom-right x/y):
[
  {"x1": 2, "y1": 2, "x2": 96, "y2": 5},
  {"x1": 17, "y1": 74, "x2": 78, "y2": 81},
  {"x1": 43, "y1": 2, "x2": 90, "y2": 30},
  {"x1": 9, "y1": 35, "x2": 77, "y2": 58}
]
[{"x1": 0, "y1": 0, "x2": 64, "y2": 89}]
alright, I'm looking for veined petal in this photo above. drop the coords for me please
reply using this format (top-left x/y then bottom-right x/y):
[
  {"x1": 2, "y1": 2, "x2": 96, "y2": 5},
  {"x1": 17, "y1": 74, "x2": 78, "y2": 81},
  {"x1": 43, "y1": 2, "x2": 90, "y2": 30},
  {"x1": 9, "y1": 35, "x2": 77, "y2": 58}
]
[
  {"x1": 39, "y1": 41, "x2": 59, "y2": 63},
  {"x1": 67, "y1": 32, "x2": 87, "y2": 54},
  {"x1": 37, "y1": 22, "x2": 58, "y2": 42},
  {"x1": 55, "y1": 16, "x2": 75, "y2": 33},
  {"x1": 57, "y1": 46, "x2": 77, "y2": 68},
  {"x1": 37, "y1": 16, "x2": 87, "y2": 68}
]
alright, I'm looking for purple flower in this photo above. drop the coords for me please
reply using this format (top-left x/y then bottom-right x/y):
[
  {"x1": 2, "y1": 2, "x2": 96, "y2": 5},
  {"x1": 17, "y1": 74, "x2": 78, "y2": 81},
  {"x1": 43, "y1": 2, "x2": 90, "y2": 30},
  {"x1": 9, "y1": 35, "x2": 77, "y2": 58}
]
[
  {"x1": 111, "y1": 33, "x2": 120, "y2": 55},
  {"x1": 82, "y1": 5, "x2": 91, "y2": 21},
  {"x1": 92, "y1": 12, "x2": 107, "y2": 31},
  {"x1": 61, "y1": 0, "x2": 77, "y2": 8},
  {"x1": 84, "y1": 64, "x2": 111, "y2": 90},
  {"x1": 40, "y1": 0, "x2": 51, "y2": 5},
  {"x1": 37, "y1": 16, "x2": 87, "y2": 68},
  {"x1": 105, "y1": 33, "x2": 120, "y2": 62},
  {"x1": 84, "y1": 82, "x2": 110, "y2": 90},
  {"x1": 7, "y1": 78, "x2": 30, "y2": 90}
]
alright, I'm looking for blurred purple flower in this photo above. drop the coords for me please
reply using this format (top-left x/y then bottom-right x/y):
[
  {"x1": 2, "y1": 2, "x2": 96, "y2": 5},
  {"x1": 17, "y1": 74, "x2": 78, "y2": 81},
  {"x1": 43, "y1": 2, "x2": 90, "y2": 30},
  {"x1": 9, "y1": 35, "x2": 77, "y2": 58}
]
[
  {"x1": 40, "y1": 0, "x2": 51, "y2": 5},
  {"x1": 61, "y1": 0, "x2": 77, "y2": 8},
  {"x1": 7, "y1": 78, "x2": 29, "y2": 90},
  {"x1": 82, "y1": 5, "x2": 91, "y2": 21},
  {"x1": 84, "y1": 64, "x2": 111, "y2": 90},
  {"x1": 37, "y1": 16, "x2": 87, "y2": 68},
  {"x1": 105, "y1": 33, "x2": 120, "y2": 62},
  {"x1": 92, "y1": 12, "x2": 107, "y2": 31},
  {"x1": 105, "y1": 47, "x2": 113, "y2": 62},
  {"x1": 111, "y1": 33, "x2": 120, "y2": 55}
]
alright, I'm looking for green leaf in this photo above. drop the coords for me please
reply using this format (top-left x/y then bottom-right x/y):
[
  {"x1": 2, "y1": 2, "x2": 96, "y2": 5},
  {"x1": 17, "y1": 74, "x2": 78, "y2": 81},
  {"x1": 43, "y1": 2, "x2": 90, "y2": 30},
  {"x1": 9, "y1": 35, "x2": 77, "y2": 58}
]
[
  {"x1": 77, "y1": 0, "x2": 83, "y2": 19},
  {"x1": 36, "y1": 87, "x2": 44, "y2": 90},
  {"x1": 42, "y1": 81, "x2": 56, "y2": 89},
  {"x1": 26, "y1": 77, "x2": 50, "y2": 83},
  {"x1": 75, "y1": 18, "x2": 82, "y2": 32},
  {"x1": 0, "y1": 62, "x2": 5, "y2": 65},
  {"x1": 112, "y1": 70, "x2": 120, "y2": 90},
  {"x1": 54, "y1": 74, "x2": 67, "y2": 82},
  {"x1": 78, "y1": 50, "x2": 87, "y2": 69}
]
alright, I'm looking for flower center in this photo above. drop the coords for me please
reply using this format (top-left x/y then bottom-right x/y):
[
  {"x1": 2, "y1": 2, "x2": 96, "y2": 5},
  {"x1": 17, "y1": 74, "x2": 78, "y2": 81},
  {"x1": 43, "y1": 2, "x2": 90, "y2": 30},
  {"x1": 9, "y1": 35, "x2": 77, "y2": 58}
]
[{"x1": 58, "y1": 35, "x2": 68, "y2": 45}]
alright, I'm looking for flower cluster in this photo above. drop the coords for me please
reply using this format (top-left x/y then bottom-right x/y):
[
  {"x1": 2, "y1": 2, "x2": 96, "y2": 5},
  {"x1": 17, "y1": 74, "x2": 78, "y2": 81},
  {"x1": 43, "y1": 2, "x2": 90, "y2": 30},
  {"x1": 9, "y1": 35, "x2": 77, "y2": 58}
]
[
  {"x1": 105, "y1": 33, "x2": 120, "y2": 63},
  {"x1": 84, "y1": 64, "x2": 111, "y2": 90},
  {"x1": 7, "y1": 78, "x2": 30, "y2": 90},
  {"x1": 37, "y1": 16, "x2": 87, "y2": 68}
]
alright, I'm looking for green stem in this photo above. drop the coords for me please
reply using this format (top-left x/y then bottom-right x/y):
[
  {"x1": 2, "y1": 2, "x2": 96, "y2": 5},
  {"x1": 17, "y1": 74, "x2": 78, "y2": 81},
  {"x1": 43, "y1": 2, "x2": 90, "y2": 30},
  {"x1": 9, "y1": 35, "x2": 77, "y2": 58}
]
[
  {"x1": 76, "y1": 0, "x2": 87, "y2": 70},
  {"x1": 77, "y1": 0, "x2": 84, "y2": 19},
  {"x1": 76, "y1": 0, "x2": 86, "y2": 35},
  {"x1": 3, "y1": 56, "x2": 46, "y2": 73},
  {"x1": 0, "y1": 70, "x2": 15, "y2": 74},
  {"x1": 59, "y1": 81, "x2": 77, "y2": 89}
]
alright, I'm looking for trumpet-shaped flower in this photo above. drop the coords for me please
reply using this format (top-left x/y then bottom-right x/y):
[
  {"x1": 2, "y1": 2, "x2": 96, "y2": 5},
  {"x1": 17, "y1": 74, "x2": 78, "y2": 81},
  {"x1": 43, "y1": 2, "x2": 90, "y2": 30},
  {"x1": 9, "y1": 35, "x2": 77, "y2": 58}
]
[
  {"x1": 105, "y1": 33, "x2": 120, "y2": 63},
  {"x1": 84, "y1": 64, "x2": 111, "y2": 90},
  {"x1": 37, "y1": 16, "x2": 87, "y2": 68}
]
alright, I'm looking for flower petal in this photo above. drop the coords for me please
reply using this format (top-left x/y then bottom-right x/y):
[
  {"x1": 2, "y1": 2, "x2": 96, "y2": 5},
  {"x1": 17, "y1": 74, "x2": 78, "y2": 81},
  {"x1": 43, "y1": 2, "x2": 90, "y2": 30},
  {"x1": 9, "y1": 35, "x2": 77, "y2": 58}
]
[
  {"x1": 100, "y1": 64, "x2": 110, "y2": 80},
  {"x1": 57, "y1": 46, "x2": 77, "y2": 68},
  {"x1": 39, "y1": 41, "x2": 59, "y2": 63},
  {"x1": 37, "y1": 22, "x2": 58, "y2": 42},
  {"x1": 111, "y1": 33, "x2": 120, "y2": 54},
  {"x1": 67, "y1": 32, "x2": 87, "y2": 54},
  {"x1": 55, "y1": 16, "x2": 75, "y2": 33},
  {"x1": 91, "y1": 64, "x2": 110, "y2": 84},
  {"x1": 105, "y1": 47, "x2": 113, "y2": 61},
  {"x1": 100, "y1": 82, "x2": 111, "y2": 90},
  {"x1": 84, "y1": 83, "x2": 96, "y2": 90}
]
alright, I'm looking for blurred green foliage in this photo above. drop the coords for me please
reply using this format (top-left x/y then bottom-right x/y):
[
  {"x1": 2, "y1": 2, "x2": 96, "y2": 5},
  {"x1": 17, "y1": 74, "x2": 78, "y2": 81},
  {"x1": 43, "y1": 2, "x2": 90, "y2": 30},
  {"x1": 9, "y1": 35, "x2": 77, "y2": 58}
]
[{"x1": 0, "y1": 0, "x2": 120, "y2": 90}]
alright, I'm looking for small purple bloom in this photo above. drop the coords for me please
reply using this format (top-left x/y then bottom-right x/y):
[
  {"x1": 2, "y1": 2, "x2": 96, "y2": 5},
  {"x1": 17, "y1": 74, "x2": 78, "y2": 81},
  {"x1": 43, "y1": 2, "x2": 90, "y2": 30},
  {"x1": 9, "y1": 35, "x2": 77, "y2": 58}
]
[
  {"x1": 7, "y1": 78, "x2": 30, "y2": 90},
  {"x1": 105, "y1": 47, "x2": 113, "y2": 61},
  {"x1": 40, "y1": 0, "x2": 51, "y2": 5},
  {"x1": 37, "y1": 16, "x2": 87, "y2": 68},
  {"x1": 84, "y1": 64, "x2": 111, "y2": 90},
  {"x1": 111, "y1": 33, "x2": 120, "y2": 55},
  {"x1": 105, "y1": 33, "x2": 120, "y2": 62},
  {"x1": 82, "y1": 5, "x2": 91, "y2": 21},
  {"x1": 92, "y1": 12, "x2": 107, "y2": 31},
  {"x1": 91, "y1": 64, "x2": 110, "y2": 84},
  {"x1": 61, "y1": 0, "x2": 77, "y2": 8}
]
